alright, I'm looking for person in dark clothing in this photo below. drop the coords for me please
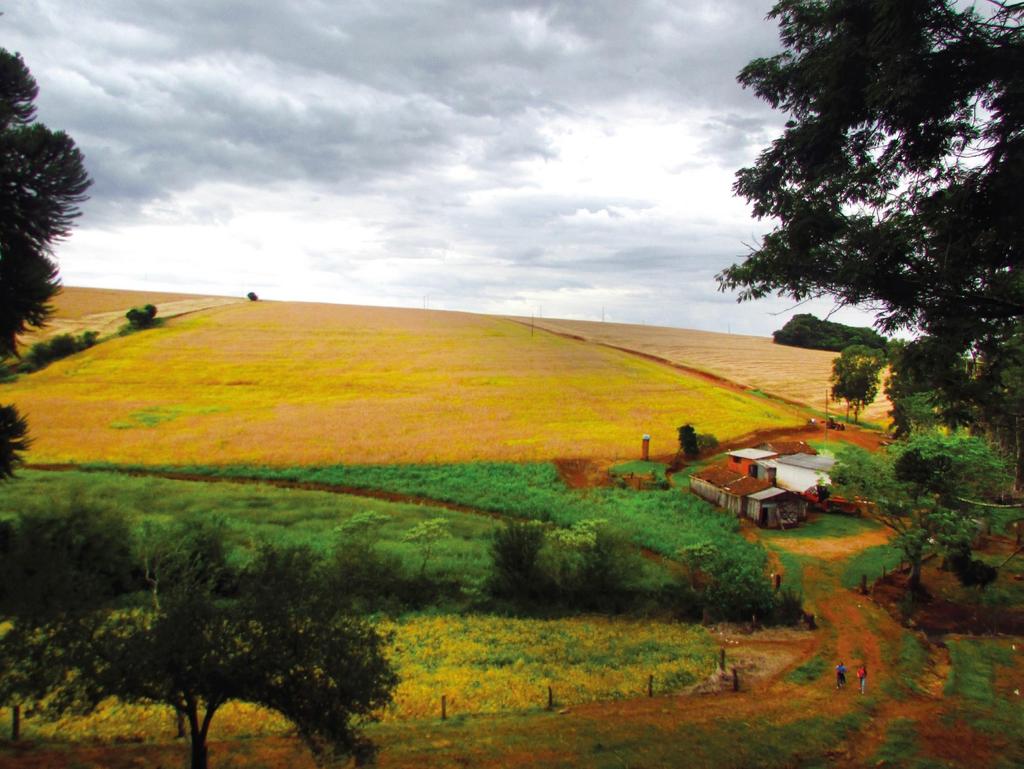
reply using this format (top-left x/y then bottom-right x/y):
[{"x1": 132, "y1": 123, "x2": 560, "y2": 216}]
[{"x1": 835, "y1": 661, "x2": 847, "y2": 689}]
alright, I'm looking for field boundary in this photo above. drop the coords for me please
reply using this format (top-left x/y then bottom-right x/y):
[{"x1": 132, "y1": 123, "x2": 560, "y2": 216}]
[{"x1": 505, "y1": 318, "x2": 809, "y2": 410}]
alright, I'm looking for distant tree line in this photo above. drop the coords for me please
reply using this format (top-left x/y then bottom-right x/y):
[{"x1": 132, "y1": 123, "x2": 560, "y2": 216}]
[
  {"x1": 6, "y1": 330, "x2": 99, "y2": 375},
  {"x1": 772, "y1": 314, "x2": 887, "y2": 352}
]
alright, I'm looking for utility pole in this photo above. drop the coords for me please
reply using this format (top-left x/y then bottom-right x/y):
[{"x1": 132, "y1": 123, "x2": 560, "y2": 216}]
[{"x1": 824, "y1": 388, "x2": 829, "y2": 447}]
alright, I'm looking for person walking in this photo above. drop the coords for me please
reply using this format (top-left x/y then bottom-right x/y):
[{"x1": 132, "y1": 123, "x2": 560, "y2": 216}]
[
  {"x1": 857, "y1": 664, "x2": 867, "y2": 694},
  {"x1": 835, "y1": 661, "x2": 847, "y2": 689}
]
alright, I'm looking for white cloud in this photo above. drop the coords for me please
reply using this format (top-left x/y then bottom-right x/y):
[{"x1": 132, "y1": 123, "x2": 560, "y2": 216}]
[{"x1": 7, "y1": 0, "x2": 884, "y2": 335}]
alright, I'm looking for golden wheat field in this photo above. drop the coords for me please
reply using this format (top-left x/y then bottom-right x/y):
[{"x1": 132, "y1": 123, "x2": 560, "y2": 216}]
[
  {"x1": 0, "y1": 295, "x2": 806, "y2": 465},
  {"x1": 18, "y1": 286, "x2": 244, "y2": 348},
  {"x1": 522, "y1": 317, "x2": 891, "y2": 423}
]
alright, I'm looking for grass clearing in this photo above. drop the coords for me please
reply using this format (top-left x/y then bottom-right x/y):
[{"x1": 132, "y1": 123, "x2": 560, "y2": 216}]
[
  {"x1": 870, "y1": 718, "x2": 939, "y2": 769},
  {"x1": 942, "y1": 638, "x2": 1024, "y2": 762},
  {"x1": 944, "y1": 639, "x2": 1015, "y2": 706},
  {"x1": 609, "y1": 460, "x2": 669, "y2": 482},
  {"x1": 761, "y1": 513, "x2": 881, "y2": 540},
  {"x1": 786, "y1": 653, "x2": 828, "y2": 684},
  {"x1": 841, "y1": 543, "x2": 904, "y2": 589},
  {"x1": 78, "y1": 462, "x2": 763, "y2": 564},
  {"x1": 0, "y1": 469, "x2": 502, "y2": 585}
]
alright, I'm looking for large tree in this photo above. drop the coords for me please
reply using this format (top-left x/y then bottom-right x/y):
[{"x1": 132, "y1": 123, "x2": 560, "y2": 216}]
[
  {"x1": 830, "y1": 344, "x2": 886, "y2": 423},
  {"x1": 0, "y1": 497, "x2": 135, "y2": 739},
  {"x1": 832, "y1": 431, "x2": 1009, "y2": 591},
  {"x1": 93, "y1": 541, "x2": 396, "y2": 769},
  {"x1": 719, "y1": 0, "x2": 1022, "y2": 340},
  {"x1": 0, "y1": 48, "x2": 90, "y2": 476}
]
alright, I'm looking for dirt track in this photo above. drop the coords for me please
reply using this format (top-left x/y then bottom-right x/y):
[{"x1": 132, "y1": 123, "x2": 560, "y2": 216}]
[{"x1": 3, "y1": 465, "x2": 1018, "y2": 768}]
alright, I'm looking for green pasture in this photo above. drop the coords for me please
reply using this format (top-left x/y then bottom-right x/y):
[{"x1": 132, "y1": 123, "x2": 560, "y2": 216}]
[
  {"x1": 760, "y1": 512, "x2": 881, "y2": 541},
  {"x1": 0, "y1": 469, "x2": 500, "y2": 586},
  {"x1": 79, "y1": 460, "x2": 764, "y2": 565}
]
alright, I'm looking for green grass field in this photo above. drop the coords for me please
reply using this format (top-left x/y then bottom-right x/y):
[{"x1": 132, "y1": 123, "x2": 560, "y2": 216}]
[
  {"x1": 841, "y1": 543, "x2": 904, "y2": 589},
  {"x1": 78, "y1": 460, "x2": 764, "y2": 564},
  {"x1": 0, "y1": 469, "x2": 501, "y2": 585}
]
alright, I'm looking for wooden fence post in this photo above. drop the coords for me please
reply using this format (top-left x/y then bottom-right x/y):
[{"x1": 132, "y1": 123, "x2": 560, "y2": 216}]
[
  {"x1": 719, "y1": 648, "x2": 726, "y2": 672},
  {"x1": 648, "y1": 675, "x2": 653, "y2": 698},
  {"x1": 547, "y1": 686, "x2": 553, "y2": 711},
  {"x1": 732, "y1": 668, "x2": 739, "y2": 692},
  {"x1": 441, "y1": 695, "x2": 447, "y2": 720},
  {"x1": 11, "y1": 704, "x2": 20, "y2": 742}
]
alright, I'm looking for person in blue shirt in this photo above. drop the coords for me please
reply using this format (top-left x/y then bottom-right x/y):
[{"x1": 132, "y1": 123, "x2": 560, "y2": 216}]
[{"x1": 835, "y1": 661, "x2": 847, "y2": 689}]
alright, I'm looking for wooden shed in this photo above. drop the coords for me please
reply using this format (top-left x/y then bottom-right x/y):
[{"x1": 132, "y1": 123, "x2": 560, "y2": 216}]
[
  {"x1": 689, "y1": 466, "x2": 744, "y2": 508},
  {"x1": 745, "y1": 487, "x2": 808, "y2": 528}
]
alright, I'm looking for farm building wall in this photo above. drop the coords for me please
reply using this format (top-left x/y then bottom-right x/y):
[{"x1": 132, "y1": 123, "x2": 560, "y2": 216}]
[
  {"x1": 689, "y1": 477, "x2": 729, "y2": 508},
  {"x1": 774, "y1": 464, "x2": 829, "y2": 494}
]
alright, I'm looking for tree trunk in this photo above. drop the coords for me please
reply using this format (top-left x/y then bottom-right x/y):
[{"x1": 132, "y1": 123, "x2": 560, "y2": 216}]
[
  {"x1": 1015, "y1": 415, "x2": 1024, "y2": 494},
  {"x1": 908, "y1": 557, "x2": 923, "y2": 593},
  {"x1": 186, "y1": 706, "x2": 209, "y2": 769},
  {"x1": 11, "y1": 704, "x2": 20, "y2": 742},
  {"x1": 190, "y1": 737, "x2": 208, "y2": 769}
]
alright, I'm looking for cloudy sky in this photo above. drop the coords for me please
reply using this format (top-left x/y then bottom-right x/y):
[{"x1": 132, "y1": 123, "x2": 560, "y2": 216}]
[{"x1": 7, "y1": 0, "x2": 879, "y2": 335}]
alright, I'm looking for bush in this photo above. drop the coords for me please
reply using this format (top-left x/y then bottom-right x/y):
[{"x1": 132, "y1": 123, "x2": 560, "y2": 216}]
[
  {"x1": 19, "y1": 330, "x2": 101, "y2": 372},
  {"x1": 680, "y1": 541, "x2": 775, "y2": 622},
  {"x1": 488, "y1": 521, "x2": 547, "y2": 602},
  {"x1": 696, "y1": 433, "x2": 719, "y2": 453},
  {"x1": 125, "y1": 304, "x2": 158, "y2": 330},
  {"x1": 949, "y1": 550, "x2": 999, "y2": 589},
  {"x1": 677, "y1": 424, "x2": 699, "y2": 458},
  {"x1": 488, "y1": 520, "x2": 642, "y2": 612},
  {"x1": 771, "y1": 588, "x2": 805, "y2": 625}
]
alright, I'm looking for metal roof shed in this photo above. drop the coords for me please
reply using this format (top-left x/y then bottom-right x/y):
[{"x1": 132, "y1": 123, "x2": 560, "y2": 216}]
[{"x1": 729, "y1": 448, "x2": 778, "y2": 460}]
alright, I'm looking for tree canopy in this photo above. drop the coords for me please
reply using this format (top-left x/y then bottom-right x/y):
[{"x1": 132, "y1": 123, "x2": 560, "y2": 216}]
[
  {"x1": 0, "y1": 48, "x2": 90, "y2": 477},
  {"x1": 830, "y1": 344, "x2": 886, "y2": 423},
  {"x1": 832, "y1": 431, "x2": 1009, "y2": 590},
  {"x1": 772, "y1": 313, "x2": 887, "y2": 352},
  {"x1": 719, "y1": 0, "x2": 1023, "y2": 342},
  {"x1": 0, "y1": 503, "x2": 397, "y2": 767}
]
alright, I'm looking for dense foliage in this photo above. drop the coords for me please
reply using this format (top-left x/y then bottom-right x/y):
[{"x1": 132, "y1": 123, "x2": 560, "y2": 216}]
[
  {"x1": 773, "y1": 314, "x2": 886, "y2": 352},
  {"x1": 124, "y1": 304, "x2": 158, "y2": 330},
  {"x1": 722, "y1": 0, "x2": 1023, "y2": 338},
  {"x1": 722, "y1": 0, "x2": 1024, "y2": 486},
  {"x1": 18, "y1": 330, "x2": 98, "y2": 372},
  {"x1": 0, "y1": 500, "x2": 397, "y2": 767},
  {"x1": 0, "y1": 49, "x2": 90, "y2": 477},
  {"x1": 830, "y1": 344, "x2": 886, "y2": 423},
  {"x1": 832, "y1": 431, "x2": 1009, "y2": 590},
  {"x1": 76, "y1": 461, "x2": 783, "y2": 622}
]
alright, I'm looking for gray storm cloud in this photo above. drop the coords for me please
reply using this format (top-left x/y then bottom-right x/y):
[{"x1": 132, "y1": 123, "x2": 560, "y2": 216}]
[{"x1": 4, "y1": 1, "x2": 880, "y2": 334}]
